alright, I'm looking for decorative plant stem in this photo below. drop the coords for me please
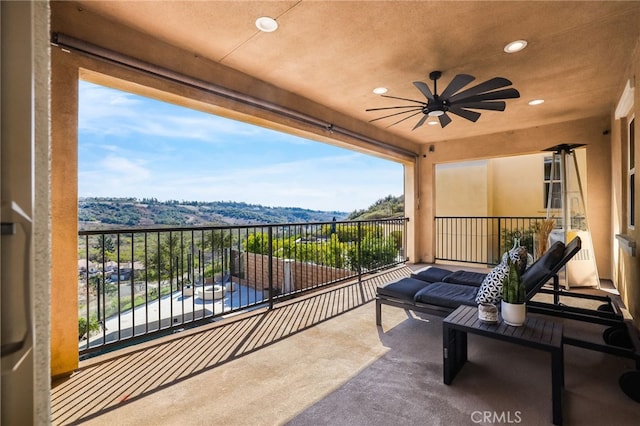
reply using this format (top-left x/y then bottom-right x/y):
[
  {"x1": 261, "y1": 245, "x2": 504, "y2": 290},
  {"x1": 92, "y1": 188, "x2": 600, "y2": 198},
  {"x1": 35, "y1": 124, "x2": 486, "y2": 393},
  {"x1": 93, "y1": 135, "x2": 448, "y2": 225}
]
[{"x1": 502, "y1": 256, "x2": 525, "y2": 304}]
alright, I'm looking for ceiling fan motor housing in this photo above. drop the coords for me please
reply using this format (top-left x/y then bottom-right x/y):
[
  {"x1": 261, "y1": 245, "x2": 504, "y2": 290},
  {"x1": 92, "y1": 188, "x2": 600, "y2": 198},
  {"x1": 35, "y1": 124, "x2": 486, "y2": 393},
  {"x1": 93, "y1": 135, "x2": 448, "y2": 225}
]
[
  {"x1": 366, "y1": 70, "x2": 520, "y2": 128},
  {"x1": 427, "y1": 96, "x2": 447, "y2": 116}
]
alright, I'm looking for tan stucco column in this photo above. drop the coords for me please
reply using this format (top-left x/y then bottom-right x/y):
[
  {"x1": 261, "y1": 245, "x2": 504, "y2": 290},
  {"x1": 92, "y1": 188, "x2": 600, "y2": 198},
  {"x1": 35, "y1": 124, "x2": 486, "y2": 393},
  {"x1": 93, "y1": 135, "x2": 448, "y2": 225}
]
[
  {"x1": 50, "y1": 49, "x2": 79, "y2": 378},
  {"x1": 414, "y1": 151, "x2": 436, "y2": 263}
]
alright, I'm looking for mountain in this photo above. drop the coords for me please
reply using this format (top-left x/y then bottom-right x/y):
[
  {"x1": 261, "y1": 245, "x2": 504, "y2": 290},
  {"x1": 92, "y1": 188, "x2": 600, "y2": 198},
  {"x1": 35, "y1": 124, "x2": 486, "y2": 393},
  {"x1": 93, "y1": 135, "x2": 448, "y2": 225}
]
[{"x1": 78, "y1": 197, "x2": 348, "y2": 230}]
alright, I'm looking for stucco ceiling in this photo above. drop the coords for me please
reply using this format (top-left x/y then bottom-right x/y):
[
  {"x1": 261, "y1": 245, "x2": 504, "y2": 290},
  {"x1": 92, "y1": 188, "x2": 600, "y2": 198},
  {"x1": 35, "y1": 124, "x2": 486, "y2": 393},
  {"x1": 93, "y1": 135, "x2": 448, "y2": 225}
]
[{"x1": 70, "y1": 1, "x2": 640, "y2": 147}]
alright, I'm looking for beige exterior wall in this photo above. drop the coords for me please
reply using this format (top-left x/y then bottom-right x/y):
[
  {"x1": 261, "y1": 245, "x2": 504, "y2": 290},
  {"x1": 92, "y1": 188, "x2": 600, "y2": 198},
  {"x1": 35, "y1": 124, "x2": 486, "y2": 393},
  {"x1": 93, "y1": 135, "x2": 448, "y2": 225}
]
[
  {"x1": 50, "y1": 49, "x2": 80, "y2": 378},
  {"x1": 437, "y1": 150, "x2": 588, "y2": 218},
  {"x1": 610, "y1": 37, "x2": 640, "y2": 325},
  {"x1": 491, "y1": 154, "x2": 545, "y2": 217},
  {"x1": 417, "y1": 117, "x2": 611, "y2": 274},
  {"x1": 436, "y1": 161, "x2": 490, "y2": 216}
]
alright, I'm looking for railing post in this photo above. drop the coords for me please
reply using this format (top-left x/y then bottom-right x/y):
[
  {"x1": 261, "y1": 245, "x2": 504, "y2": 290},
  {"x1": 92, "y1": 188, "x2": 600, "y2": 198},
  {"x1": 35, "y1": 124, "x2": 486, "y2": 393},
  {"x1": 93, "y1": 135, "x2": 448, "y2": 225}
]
[
  {"x1": 97, "y1": 235, "x2": 103, "y2": 323},
  {"x1": 497, "y1": 217, "x2": 502, "y2": 262},
  {"x1": 268, "y1": 226, "x2": 274, "y2": 310},
  {"x1": 357, "y1": 221, "x2": 362, "y2": 283}
]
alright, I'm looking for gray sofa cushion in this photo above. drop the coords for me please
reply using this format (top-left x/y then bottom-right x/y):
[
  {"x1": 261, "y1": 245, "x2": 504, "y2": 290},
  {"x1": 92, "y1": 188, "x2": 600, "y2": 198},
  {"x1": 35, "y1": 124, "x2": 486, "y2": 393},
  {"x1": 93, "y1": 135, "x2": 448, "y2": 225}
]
[
  {"x1": 377, "y1": 277, "x2": 432, "y2": 301},
  {"x1": 413, "y1": 282, "x2": 478, "y2": 308},
  {"x1": 410, "y1": 266, "x2": 452, "y2": 283},
  {"x1": 442, "y1": 270, "x2": 487, "y2": 287}
]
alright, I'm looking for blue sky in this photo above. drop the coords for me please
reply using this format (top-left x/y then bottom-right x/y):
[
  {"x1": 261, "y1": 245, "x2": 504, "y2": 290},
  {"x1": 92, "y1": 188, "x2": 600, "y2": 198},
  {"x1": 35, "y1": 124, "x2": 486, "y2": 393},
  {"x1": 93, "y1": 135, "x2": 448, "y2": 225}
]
[{"x1": 78, "y1": 81, "x2": 403, "y2": 212}]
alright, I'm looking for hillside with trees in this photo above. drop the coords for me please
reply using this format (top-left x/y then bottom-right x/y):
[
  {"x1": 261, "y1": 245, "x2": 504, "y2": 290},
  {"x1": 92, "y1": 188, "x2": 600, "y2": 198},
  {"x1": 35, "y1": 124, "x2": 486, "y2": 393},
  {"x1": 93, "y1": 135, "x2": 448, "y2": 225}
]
[
  {"x1": 347, "y1": 195, "x2": 404, "y2": 220},
  {"x1": 79, "y1": 197, "x2": 347, "y2": 230},
  {"x1": 79, "y1": 195, "x2": 405, "y2": 230}
]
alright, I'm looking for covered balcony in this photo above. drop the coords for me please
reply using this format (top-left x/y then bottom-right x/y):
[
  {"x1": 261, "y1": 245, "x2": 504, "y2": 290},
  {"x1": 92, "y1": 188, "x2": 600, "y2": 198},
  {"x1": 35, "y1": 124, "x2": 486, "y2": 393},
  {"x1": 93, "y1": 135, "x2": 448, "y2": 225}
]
[
  {"x1": 4, "y1": 1, "x2": 640, "y2": 424},
  {"x1": 54, "y1": 216, "x2": 639, "y2": 424},
  {"x1": 53, "y1": 264, "x2": 639, "y2": 425}
]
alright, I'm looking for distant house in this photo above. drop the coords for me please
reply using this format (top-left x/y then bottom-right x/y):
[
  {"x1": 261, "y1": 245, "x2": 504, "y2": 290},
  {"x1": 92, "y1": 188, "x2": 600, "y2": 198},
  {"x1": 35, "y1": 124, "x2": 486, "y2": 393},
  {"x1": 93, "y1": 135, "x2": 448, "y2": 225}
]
[{"x1": 110, "y1": 268, "x2": 132, "y2": 282}]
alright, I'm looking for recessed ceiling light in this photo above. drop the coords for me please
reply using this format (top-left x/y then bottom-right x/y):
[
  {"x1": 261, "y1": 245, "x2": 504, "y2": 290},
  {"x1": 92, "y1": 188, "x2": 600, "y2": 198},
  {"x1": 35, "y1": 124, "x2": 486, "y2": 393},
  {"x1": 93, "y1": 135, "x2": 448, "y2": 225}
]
[
  {"x1": 528, "y1": 99, "x2": 545, "y2": 106},
  {"x1": 504, "y1": 39, "x2": 528, "y2": 53},
  {"x1": 372, "y1": 87, "x2": 388, "y2": 95},
  {"x1": 427, "y1": 121, "x2": 439, "y2": 126},
  {"x1": 255, "y1": 16, "x2": 278, "y2": 32}
]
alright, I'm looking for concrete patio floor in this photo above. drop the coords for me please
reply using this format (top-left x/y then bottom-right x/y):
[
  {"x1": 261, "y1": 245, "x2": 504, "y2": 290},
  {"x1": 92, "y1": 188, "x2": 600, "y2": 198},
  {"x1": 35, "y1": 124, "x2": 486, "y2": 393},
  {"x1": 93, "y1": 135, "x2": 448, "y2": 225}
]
[{"x1": 52, "y1": 266, "x2": 640, "y2": 425}]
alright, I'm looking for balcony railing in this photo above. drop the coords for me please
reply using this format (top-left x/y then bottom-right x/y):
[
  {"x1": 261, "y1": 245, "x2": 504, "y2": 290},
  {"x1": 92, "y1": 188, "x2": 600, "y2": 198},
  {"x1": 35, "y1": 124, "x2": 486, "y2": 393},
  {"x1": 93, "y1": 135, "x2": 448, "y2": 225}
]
[
  {"x1": 78, "y1": 218, "x2": 408, "y2": 357},
  {"x1": 435, "y1": 216, "x2": 549, "y2": 265}
]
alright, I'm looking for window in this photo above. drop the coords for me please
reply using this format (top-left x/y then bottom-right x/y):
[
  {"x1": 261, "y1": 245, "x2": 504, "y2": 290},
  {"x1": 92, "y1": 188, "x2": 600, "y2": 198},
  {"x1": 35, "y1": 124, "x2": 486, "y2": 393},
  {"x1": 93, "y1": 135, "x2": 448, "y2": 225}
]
[
  {"x1": 629, "y1": 117, "x2": 635, "y2": 228},
  {"x1": 543, "y1": 156, "x2": 562, "y2": 209}
]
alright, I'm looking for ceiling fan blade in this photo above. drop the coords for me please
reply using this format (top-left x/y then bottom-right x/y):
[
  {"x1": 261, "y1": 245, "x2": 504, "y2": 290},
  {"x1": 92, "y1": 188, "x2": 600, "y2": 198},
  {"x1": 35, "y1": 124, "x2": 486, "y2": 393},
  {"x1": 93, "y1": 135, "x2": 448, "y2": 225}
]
[
  {"x1": 387, "y1": 111, "x2": 424, "y2": 128},
  {"x1": 369, "y1": 108, "x2": 422, "y2": 123},
  {"x1": 412, "y1": 115, "x2": 429, "y2": 131},
  {"x1": 413, "y1": 81, "x2": 435, "y2": 102},
  {"x1": 448, "y1": 77, "x2": 513, "y2": 103},
  {"x1": 450, "y1": 101, "x2": 506, "y2": 111},
  {"x1": 380, "y1": 94, "x2": 426, "y2": 104},
  {"x1": 448, "y1": 107, "x2": 481, "y2": 122},
  {"x1": 450, "y1": 88, "x2": 520, "y2": 104},
  {"x1": 439, "y1": 74, "x2": 475, "y2": 99},
  {"x1": 366, "y1": 105, "x2": 425, "y2": 112},
  {"x1": 438, "y1": 113, "x2": 452, "y2": 128}
]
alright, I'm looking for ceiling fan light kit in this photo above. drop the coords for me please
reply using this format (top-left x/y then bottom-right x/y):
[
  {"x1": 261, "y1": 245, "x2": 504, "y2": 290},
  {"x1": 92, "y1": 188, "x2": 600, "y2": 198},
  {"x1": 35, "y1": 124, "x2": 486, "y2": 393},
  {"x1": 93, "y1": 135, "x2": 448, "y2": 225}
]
[{"x1": 366, "y1": 70, "x2": 520, "y2": 129}]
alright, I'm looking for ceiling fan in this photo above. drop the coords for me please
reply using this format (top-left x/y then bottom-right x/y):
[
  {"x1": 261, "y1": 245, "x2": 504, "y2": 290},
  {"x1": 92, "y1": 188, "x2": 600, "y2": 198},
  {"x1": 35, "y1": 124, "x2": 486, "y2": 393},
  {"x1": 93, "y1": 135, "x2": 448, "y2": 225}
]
[{"x1": 366, "y1": 71, "x2": 520, "y2": 129}]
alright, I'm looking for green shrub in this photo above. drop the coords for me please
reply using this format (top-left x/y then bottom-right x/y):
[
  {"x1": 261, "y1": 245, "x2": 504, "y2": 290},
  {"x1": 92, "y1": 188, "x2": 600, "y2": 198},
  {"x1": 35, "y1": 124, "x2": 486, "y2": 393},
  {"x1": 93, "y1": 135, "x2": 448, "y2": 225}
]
[{"x1": 78, "y1": 315, "x2": 101, "y2": 340}]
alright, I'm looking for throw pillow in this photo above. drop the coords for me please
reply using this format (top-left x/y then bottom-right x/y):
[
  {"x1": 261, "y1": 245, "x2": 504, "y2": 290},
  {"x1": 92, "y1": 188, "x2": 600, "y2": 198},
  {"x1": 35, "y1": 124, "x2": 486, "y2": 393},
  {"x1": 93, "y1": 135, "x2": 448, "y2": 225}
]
[
  {"x1": 475, "y1": 260, "x2": 510, "y2": 304},
  {"x1": 476, "y1": 248, "x2": 527, "y2": 305},
  {"x1": 504, "y1": 246, "x2": 529, "y2": 276}
]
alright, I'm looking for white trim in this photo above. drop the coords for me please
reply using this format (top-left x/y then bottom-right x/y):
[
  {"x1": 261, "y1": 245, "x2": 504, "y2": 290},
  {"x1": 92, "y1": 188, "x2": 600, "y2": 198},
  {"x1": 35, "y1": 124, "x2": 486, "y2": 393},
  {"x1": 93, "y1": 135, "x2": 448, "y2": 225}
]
[
  {"x1": 615, "y1": 79, "x2": 635, "y2": 119},
  {"x1": 615, "y1": 234, "x2": 636, "y2": 257}
]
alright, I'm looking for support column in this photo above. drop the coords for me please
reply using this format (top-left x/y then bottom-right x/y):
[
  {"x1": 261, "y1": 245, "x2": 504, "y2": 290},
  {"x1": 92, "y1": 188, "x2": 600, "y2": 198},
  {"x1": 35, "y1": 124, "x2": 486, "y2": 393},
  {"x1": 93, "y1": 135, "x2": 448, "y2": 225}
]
[{"x1": 50, "y1": 48, "x2": 79, "y2": 378}]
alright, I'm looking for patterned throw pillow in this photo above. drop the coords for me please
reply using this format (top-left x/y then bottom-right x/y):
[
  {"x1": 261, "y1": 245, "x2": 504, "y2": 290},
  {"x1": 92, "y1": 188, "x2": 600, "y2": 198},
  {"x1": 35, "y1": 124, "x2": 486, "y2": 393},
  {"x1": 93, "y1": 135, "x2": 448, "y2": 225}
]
[
  {"x1": 475, "y1": 260, "x2": 510, "y2": 304},
  {"x1": 475, "y1": 247, "x2": 528, "y2": 305},
  {"x1": 503, "y1": 246, "x2": 529, "y2": 276}
]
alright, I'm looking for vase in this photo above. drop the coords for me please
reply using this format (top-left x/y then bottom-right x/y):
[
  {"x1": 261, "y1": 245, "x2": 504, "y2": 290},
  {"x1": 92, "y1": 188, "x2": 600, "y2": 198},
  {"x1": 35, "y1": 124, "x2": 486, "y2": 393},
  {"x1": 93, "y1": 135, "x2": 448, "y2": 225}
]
[{"x1": 501, "y1": 300, "x2": 526, "y2": 326}]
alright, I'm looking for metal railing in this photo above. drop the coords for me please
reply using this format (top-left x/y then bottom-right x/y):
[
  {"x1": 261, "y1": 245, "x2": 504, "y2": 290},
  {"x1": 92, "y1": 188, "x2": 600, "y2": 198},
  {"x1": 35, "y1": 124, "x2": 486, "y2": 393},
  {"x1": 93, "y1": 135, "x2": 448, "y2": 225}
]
[
  {"x1": 434, "y1": 216, "x2": 549, "y2": 265},
  {"x1": 78, "y1": 217, "x2": 407, "y2": 356}
]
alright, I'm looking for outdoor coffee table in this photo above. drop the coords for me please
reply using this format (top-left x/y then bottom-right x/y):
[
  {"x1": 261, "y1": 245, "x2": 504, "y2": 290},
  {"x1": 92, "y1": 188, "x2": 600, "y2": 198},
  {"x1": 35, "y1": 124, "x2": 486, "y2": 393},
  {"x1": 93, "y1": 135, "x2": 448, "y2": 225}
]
[{"x1": 442, "y1": 305, "x2": 564, "y2": 425}]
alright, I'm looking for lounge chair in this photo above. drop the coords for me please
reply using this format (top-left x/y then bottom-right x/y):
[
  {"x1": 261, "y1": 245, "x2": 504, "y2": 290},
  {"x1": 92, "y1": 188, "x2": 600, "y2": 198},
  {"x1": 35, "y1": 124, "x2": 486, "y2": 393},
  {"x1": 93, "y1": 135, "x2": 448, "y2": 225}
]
[
  {"x1": 377, "y1": 236, "x2": 640, "y2": 369},
  {"x1": 376, "y1": 237, "x2": 581, "y2": 325}
]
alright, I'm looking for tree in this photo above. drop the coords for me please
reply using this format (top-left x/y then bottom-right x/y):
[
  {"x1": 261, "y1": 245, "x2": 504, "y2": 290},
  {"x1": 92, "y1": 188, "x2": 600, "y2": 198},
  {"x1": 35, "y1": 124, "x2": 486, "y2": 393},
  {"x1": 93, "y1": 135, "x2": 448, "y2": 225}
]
[
  {"x1": 92, "y1": 234, "x2": 115, "y2": 262},
  {"x1": 245, "y1": 232, "x2": 270, "y2": 255},
  {"x1": 347, "y1": 235, "x2": 398, "y2": 271}
]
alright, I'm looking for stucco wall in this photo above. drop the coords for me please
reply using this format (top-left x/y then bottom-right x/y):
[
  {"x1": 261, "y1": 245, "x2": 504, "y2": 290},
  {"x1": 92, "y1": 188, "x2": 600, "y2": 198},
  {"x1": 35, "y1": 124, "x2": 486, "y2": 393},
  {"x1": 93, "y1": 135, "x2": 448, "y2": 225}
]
[
  {"x1": 50, "y1": 48, "x2": 80, "y2": 378},
  {"x1": 436, "y1": 161, "x2": 490, "y2": 216},
  {"x1": 417, "y1": 117, "x2": 611, "y2": 275},
  {"x1": 491, "y1": 154, "x2": 546, "y2": 216},
  {"x1": 611, "y1": 36, "x2": 640, "y2": 325}
]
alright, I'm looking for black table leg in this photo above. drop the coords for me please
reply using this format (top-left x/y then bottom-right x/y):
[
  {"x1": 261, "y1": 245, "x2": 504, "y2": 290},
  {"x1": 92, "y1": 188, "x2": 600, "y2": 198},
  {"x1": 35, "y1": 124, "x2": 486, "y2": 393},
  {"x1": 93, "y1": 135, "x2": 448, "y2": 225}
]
[
  {"x1": 551, "y1": 348, "x2": 563, "y2": 425},
  {"x1": 443, "y1": 325, "x2": 467, "y2": 385}
]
